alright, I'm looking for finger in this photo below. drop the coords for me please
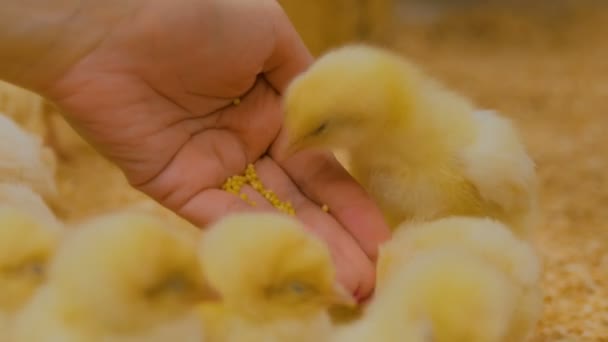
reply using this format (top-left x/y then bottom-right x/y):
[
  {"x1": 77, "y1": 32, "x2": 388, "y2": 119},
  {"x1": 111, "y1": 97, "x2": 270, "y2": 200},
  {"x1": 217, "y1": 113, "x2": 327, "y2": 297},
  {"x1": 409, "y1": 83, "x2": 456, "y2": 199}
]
[
  {"x1": 169, "y1": 156, "x2": 290, "y2": 227},
  {"x1": 249, "y1": 157, "x2": 375, "y2": 298},
  {"x1": 297, "y1": 207, "x2": 376, "y2": 300},
  {"x1": 276, "y1": 149, "x2": 392, "y2": 262},
  {"x1": 176, "y1": 189, "x2": 269, "y2": 228},
  {"x1": 262, "y1": 1, "x2": 313, "y2": 94}
]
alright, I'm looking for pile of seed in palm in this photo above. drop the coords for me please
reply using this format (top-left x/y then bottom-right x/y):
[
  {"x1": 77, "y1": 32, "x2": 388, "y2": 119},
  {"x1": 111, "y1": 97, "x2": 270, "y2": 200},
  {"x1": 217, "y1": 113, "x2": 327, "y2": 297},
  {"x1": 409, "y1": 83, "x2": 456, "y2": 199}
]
[{"x1": 222, "y1": 163, "x2": 297, "y2": 216}]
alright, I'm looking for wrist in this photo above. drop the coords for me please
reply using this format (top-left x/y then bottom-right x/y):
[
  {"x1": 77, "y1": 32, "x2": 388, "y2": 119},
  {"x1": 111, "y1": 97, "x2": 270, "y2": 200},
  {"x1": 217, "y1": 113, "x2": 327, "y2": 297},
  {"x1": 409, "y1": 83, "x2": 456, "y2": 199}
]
[{"x1": 0, "y1": 0, "x2": 140, "y2": 93}]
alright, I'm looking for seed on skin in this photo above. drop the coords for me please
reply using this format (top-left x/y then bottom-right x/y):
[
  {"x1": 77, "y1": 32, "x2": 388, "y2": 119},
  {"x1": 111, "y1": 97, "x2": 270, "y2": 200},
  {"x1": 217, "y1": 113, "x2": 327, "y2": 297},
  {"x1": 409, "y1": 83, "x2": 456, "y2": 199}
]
[
  {"x1": 321, "y1": 204, "x2": 329, "y2": 212},
  {"x1": 221, "y1": 163, "x2": 297, "y2": 215},
  {"x1": 233, "y1": 98, "x2": 241, "y2": 105}
]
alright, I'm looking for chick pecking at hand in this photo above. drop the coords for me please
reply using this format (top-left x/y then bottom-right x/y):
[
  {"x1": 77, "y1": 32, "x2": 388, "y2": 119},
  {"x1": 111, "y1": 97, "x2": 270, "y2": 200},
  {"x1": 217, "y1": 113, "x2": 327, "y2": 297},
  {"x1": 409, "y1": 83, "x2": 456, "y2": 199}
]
[
  {"x1": 333, "y1": 246, "x2": 519, "y2": 342},
  {"x1": 12, "y1": 212, "x2": 215, "y2": 342},
  {"x1": 197, "y1": 212, "x2": 356, "y2": 342},
  {"x1": 0, "y1": 113, "x2": 58, "y2": 201},
  {"x1": 0, "y1": 205, "x2": 64, "y2": 342},
  {"x1": 281, "y1": 44, "x2": 539, "y2": 238},
  {"x1": 376, "y1": 216, "x2": 543, "y2": 342}
]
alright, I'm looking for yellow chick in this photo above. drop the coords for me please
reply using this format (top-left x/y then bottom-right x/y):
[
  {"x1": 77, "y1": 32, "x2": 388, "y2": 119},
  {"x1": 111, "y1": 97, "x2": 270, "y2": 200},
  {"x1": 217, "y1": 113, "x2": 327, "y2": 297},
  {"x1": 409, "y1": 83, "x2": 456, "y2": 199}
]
[
  {"x1": 282, "y1": 44, "x2": 539, "y2": 237},
  {"x1": 333, "y1": 246, "x2": 518, "y2": 342},
  {"x1": 12, "y1": 212, "x2": 214, "y2": 342},
  {"x1": 377, "y1": 216, "x2": 543, "y2": 342},
  {"x1": 197, "y1": 212, "x2": 356, "y2": 342},
  {"x1": 0, "y1": 112, "x2": 58, "y2": 200},
  {"x1": 0, "y1": 205, "x2": 63, "y2": 341}
]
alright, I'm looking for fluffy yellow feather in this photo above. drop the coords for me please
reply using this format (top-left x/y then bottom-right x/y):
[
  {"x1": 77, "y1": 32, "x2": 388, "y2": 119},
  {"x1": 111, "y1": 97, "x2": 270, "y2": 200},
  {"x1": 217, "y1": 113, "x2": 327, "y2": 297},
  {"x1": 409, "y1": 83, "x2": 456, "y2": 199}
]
[
  {"x1": 334, "y1": 246, "x2": 518, "y2": 342},
  {"x1": 282, "y1": 44, "x2": 539, "y2": 237},
  {"x1": 0, "y1": 182, "x2": 60, "y2": 225},
  {"x1": 12, "y1": 212, "x2": 213, "y2": 342},
  {"x1": 197, "y1": 212, "x2": 356, "y2": 342},
  {"x1": 377, "y1": 216, "x2": 543, "y2": 341},
  {"x1": 0, "y1": 205, "x2": 63, "y2": 341},
  {"x1": 0, "y1": 113, "x2": 58, "y2": 200}
]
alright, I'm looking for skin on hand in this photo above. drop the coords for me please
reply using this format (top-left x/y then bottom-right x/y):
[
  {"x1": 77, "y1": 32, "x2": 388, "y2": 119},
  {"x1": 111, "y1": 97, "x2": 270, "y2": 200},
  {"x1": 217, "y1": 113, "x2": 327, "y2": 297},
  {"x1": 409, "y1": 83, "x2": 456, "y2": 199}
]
[{"x1": 0, "y1": 0, "x2": 391, "y2": 298}]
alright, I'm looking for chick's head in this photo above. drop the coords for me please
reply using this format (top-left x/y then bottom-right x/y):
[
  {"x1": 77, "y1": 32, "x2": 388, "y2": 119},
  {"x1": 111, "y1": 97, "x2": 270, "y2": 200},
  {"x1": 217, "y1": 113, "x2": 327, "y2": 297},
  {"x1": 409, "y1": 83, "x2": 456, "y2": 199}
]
[
  {"x1": 49, "y1": 212, "x2": 215, "y2": 332},
  {"x1": 0, "y1": 206, "x2": 62, "y2": 312},
  {"x1": 282, "y1": 44, "x2": 416, "y2": 154},
  {"x1": 200, "y1": 212, "x2": 356, "y2": 319}
]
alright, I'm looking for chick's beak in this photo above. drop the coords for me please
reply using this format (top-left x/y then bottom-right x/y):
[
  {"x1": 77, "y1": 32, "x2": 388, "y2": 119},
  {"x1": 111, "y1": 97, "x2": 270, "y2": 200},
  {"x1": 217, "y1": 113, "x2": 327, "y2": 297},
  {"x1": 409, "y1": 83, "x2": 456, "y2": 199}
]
[
  {"x1": 284, "y1": 139, "x2": 303, "y2": 157},
  {"x1": 325, "y1": 282, "x2": 357, "y2": 308},
  {"x1": 278, "y1": 131, "x2": 306, "y2": 159},
  {"x1": 199, "y1": 282, "x2": 222, "y2": 303}
]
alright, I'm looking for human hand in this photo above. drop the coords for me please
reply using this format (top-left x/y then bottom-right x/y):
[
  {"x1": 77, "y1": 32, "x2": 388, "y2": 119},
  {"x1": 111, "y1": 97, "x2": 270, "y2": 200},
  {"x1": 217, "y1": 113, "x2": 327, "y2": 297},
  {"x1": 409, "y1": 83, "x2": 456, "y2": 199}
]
[{"x1": 8, "y1": 0, "x2": 391, "y2": 298}]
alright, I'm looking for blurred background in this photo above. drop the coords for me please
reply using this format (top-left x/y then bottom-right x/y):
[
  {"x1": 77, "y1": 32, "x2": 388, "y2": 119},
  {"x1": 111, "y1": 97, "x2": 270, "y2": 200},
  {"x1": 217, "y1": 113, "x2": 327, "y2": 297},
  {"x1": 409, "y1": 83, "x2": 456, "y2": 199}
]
[{"x1": 278, "y1": 0, "x2": 608, "y2": 340}]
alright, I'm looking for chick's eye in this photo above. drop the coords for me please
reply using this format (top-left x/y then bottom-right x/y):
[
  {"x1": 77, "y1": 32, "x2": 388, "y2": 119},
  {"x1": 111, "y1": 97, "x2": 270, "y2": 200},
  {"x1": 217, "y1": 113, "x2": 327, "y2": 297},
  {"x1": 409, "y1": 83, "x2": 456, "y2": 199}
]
[
  {"x1": 145, "y1": 275, "x2": 189, "y2": 298},
  {"x1": 28, "y1": 262, "x2": 45, "y2": 277},
  {"x1": 164, "y1": 277, "x2": 187, "y2": 292},
  {"x1": 310, "y1": 121, "x2": 329, "y2": 136},
  {"x1": 3, "y1": 259, "x2": 46, "y2": 277},
  {"x1": 288, "y1": 282, "x2": 310, "y2": 294}
]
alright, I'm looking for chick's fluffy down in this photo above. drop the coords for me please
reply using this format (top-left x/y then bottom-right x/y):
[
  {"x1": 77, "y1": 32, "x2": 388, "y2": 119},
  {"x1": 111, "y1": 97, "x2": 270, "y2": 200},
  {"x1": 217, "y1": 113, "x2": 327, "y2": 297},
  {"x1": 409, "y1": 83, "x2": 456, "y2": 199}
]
[
  {"x1": 0, "y1": 113, "x2": 57, "y2": 199},
  {"x1": 377, "y1": 216, "x2": 543, "y2": 342},
  {"x1": 282, "y1": 44, "x2": 538, "y2": 238},
  {"x1": 0, "y1": 205, "x2": 63, "y2": 341},
  {"x1": 198, "y1": 212, "x2": 355, "y2": 342},
  {"x1": 0, "y1": 182, "x2": 60, "y2": 225},
  {"x1": 334, "y1": 247, "x2": 518, "y2": 342},
  {"x1": 12, "y1": 212, "x2": 208, "y2": 342}
]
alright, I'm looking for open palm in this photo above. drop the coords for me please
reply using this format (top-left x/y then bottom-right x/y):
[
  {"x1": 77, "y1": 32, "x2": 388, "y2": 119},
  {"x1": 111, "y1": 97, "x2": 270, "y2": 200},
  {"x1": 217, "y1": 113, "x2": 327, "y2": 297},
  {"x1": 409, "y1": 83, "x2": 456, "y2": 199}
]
[{"x1": 43, "y1": 0, "x2": 390, "y2": 298}]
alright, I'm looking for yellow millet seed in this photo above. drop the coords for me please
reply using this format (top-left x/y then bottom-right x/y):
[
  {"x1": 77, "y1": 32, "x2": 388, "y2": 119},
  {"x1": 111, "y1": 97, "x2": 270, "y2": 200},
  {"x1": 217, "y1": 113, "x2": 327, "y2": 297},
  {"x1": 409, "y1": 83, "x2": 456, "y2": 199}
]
[
  {"x1": 233, "y1": 98, "x2": 241, "y2": 105},
  {"x1": 222, "y1": 162, "x2": 297, "y2": 215},
  {"x1": 222, "y1": 174, "x2": 248, "y2": 194},
  {"x1": 322, "y1": 204, "x2": 329, "y2": 212},
  {"x1": 221, "y1": 179, "x2": 238, "y2": 194},
  {"x1": 245, "y1": 164, "x2": 256, "y2": 176}
]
